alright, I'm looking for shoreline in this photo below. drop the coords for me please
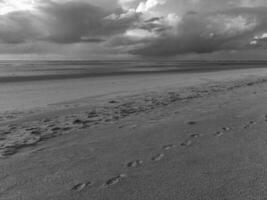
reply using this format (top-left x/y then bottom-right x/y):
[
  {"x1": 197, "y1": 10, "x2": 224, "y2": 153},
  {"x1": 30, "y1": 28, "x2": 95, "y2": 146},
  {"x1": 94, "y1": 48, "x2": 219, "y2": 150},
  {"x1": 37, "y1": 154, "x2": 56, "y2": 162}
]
[
  {"x1": 2, "y1": 67, "x2": 267, "y2": 113},
  {"x1": 1, "y1": 70, "x2": 267, "y2": 157},
  {"x1": 2, "y1": 59, "x2": 267, "y2": 84},
  {"x1": 2, "y1": 69, "x2": 267, "y2": 199}
]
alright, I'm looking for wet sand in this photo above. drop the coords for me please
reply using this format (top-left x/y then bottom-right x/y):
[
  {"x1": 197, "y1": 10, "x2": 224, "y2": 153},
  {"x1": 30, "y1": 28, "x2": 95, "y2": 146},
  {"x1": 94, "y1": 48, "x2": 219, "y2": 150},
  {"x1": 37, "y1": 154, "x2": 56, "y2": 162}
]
[{"x1": 2, "y1": 68, "x2": 267, "y2": 199}]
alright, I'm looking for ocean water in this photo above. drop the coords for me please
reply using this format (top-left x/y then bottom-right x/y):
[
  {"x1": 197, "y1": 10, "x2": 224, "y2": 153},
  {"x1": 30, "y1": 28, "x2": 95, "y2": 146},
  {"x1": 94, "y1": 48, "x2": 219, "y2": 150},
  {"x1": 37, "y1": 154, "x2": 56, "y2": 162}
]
[
  {"x1": 1, "y1": 60, "x2": 267, "y2": 113},
  {"x1": 1, "y1": 60, "x2": 267, "y2": 82}
]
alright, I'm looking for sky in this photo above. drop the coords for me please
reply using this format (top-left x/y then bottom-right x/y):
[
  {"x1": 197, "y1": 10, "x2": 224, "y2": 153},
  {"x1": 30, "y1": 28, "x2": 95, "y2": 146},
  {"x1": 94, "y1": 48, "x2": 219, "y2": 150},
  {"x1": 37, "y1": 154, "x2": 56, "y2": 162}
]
[{"x1": 0, "y1": 0, "x2": 267, "y2": 60}]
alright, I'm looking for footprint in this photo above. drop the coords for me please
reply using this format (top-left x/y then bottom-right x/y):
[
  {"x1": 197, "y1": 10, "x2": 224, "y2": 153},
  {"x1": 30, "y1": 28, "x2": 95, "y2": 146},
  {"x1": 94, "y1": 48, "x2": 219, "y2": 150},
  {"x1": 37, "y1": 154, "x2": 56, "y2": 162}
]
[
  {"x1": 105, "y1": 174, "x2": 127, "y2": 186},
  {"x1": 162, "y1": 144, "x2": 177, "y2": 150},
  {"x1": 187, "y1": 121, "x2": 197, "y2": 125},
  {"x1": 71, "y1": 181, "x2": 92, "y2": 192},
  {"x1": 127, "y1": 160, "x2": 143, "y2": 167},
  {"x1": 243, "y1": 125, "x2": 249, "y2": 129},
  {"x1": 222, "y1": 127, "x2": 230, "y2": 131},
  {"x1": 190, "y1": 134, "x2": 200, "y2": 138},
  {"x1": 181, "y1": 140, "x2": 192, "y2": 147},
  {"x1": 244, "y1": 121, "x2": 256, "y2": 129},
  {"x1": 151, "y1": 153, "x2": 164, "y2": 161},
  {"x1": 214, "y1": 131, "x2": 224, "y2": 137}
]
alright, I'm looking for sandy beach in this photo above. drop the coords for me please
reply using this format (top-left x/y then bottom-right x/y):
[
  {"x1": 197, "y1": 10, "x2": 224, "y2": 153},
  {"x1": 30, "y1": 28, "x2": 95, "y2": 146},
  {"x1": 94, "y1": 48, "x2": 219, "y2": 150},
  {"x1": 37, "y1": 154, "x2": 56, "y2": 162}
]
[
  {"x1": 2, "y1": 0, "x2": 267, "y2": 199},
  {"x1": 2, "y1": 67, "x2": 267, "y2": 199}
]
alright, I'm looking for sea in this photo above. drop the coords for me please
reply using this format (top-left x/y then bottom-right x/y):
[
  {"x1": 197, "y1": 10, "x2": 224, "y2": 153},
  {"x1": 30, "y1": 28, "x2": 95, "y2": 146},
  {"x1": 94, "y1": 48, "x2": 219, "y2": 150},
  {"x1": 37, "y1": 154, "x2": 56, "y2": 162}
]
[
  {"x1": 1, "y1": 60, "x2": 267, "y2": 82},
  {"x1": 0, "y1": 60, "x2": 267, "y2": 112}
]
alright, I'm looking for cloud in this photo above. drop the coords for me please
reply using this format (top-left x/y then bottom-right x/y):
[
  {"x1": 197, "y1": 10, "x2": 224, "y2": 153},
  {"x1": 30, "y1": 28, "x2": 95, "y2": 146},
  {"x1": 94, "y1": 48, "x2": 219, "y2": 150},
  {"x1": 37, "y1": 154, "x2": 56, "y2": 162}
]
[
  {"x1": 0, "y1": 0, "x2": 36, "y2": 15},
  {"x1": 136, "y1": 0, "x2": 166, "y2": 13},
  {"x1": 255, "y1": 33, "x2": 267, "y2": 40},
  {"x1": 0, "y1": 0, "x2": 140, "y2": 44},
  {"x1": 0, "y1": 0, "x2": 267, "y2": 58},
  {"x1": 110, "y1": 6, "x2": 267, "y2": 57},
  {"x1": 102, "y1": 0, "x2": 267, "y2": 57},
  {"x1": 249, "y1": 32, "x2": 267, "y2": 47},
  {"x1": 39, "y1": 1, "x2": 109, "y2": 43}
]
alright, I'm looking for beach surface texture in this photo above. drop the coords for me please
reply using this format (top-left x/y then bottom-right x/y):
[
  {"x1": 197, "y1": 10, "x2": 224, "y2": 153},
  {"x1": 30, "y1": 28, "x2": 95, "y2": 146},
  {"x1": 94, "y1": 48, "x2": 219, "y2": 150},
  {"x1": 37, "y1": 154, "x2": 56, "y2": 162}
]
[{"x1": 1, "y1": 66, "x2": 267, "y2": 199}]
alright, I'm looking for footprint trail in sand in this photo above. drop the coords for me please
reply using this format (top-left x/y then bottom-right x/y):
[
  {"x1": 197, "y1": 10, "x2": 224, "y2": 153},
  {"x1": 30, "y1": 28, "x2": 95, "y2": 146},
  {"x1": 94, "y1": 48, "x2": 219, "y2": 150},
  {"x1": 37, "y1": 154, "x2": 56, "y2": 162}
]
[
  {"x1": 104, "y1": 174, "x2": 127, "y2": 187},
  {"x1": 127, "y1": 160, "x2": 144, "y2": 167},
  {"x1": 71, "y1": 182, "x2": 92, "y2": 192},
  {"x1": 162, "y1": 144, "x2": 177, "y2": 151},
  {"x1": 151, "y1": 153, "x2": 165, "y2": 162}
]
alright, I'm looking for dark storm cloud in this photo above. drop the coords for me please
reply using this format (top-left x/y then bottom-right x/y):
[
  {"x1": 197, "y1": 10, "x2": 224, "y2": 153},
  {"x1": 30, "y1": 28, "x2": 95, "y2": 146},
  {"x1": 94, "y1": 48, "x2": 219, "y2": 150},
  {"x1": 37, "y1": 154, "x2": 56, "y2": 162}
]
[
  {"x1": 39, "y1": 1, "x2": 109, "y2": 43},
  {"x1": 0, "y1": 11, "x2": 43, "y2": 43},
  {"x1": 39, "y1": 1, "x2": 140, "y2": 43},
  {"x1": 1, "y1": 0, "x2": 267, "y2": 58},
  {"x1": 0, "y1": 0, "x2": 140, "y2": 44},
  {"x1": 124, "y1": 7, "x2": 267, "y2": 57},
  {"x1": 145, "y1": 17, "x2": 162, "y2": 23}
]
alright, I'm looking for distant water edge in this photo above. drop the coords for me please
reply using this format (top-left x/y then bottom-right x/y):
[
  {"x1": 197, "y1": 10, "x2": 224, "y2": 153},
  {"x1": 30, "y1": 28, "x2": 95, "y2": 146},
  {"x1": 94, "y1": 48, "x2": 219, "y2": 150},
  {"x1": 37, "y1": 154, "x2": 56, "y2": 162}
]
[{"x1": 0, "y1": 60, "x2": 267, "y2": 83}]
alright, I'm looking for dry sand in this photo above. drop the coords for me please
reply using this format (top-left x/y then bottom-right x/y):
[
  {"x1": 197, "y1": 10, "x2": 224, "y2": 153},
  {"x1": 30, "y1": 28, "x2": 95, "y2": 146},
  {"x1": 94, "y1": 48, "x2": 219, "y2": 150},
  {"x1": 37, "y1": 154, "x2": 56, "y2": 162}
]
[{"x1": 2, "y1": 68, "x2": 267, "y2": 199}]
